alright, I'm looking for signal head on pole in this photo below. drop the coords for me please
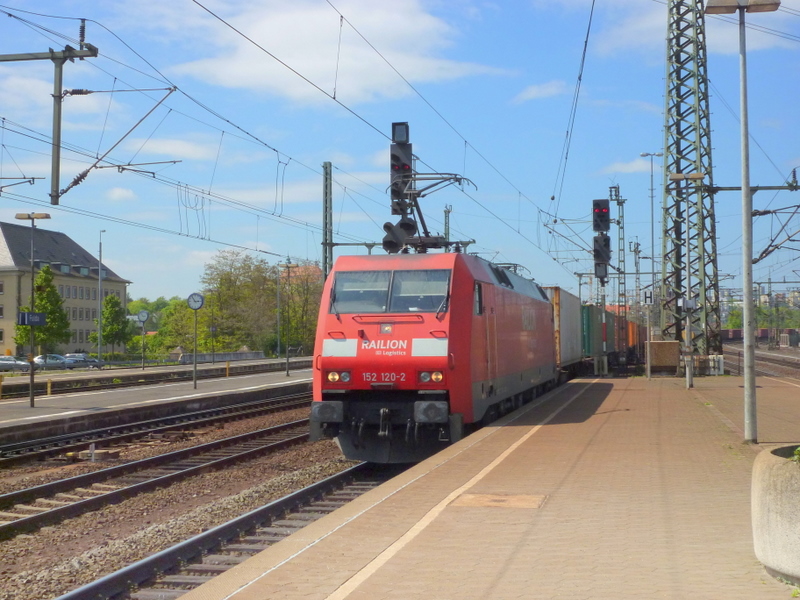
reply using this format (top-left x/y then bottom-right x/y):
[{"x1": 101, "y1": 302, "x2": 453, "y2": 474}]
[{"x1": 592, "y1": 199, "x2": 610, "y2": 232}]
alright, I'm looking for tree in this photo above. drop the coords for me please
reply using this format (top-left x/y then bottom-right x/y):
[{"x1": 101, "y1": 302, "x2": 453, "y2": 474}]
[
  {"x1": 143, "y1": 251, "x2": 325, "y2": 359},
  {"x1": 127, "y1": 296, "x2": 171, "y2": 332},
  {"x1": 284, "y1": 261, "x2": 324, "y2": 354},
  {"x1": 14, "y1": 265, "x2": 71, "y2": 354},
  {"x1": 726, "y1": 309, "x2": 743, "y2": 329},
  {"x1": 88, "y1": 295, "x2": 133, "y2": 354},
  {"x1": 200, "y1": 250, "x2": 278, "y2": 353},
  {"x1": 147, "y1": 298, "x2": 195, "y2": 354}
]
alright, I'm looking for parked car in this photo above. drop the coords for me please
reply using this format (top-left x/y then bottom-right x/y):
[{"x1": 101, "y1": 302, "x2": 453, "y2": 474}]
[
  {"x1": 0, "y1": 356, "x2": 30, "y2": 372},
  {"x1": 64, "y1": 355, "x2": 87, "y2": 369},
  {"x1": 64, "y1": 353, "x2": 105, "y2": 369},
  {"x1": 33, "y1": 354, "x2": 68, "y2": 370}
]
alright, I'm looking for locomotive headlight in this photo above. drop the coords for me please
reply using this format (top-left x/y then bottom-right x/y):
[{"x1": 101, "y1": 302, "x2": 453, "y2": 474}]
[
  {"x1": 327, "y1": 371, "x2": 350, "y2": 383},
  {"x1": 419, "y1": 371, "x2": 444, "y2": 384}
]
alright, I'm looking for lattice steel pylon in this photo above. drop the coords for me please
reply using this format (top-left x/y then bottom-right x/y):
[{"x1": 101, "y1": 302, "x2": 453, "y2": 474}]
[{"x1": 659, "y1": 0, "x2": 722, "y2": 355}]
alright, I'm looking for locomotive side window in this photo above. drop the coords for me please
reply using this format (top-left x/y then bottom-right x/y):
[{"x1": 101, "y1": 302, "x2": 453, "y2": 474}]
[
  {"x1": 330, "y1": 271, "x2": 390, "y2": 313},
  {"x1": 388, "y1": 270, "x2": 450, "y2": 313},
  {"x1": 474, "y1": 283, "x2": 483, "y2": 315}
]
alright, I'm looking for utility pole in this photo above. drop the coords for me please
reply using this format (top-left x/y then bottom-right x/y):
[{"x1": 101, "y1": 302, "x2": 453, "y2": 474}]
[
  {"x1": 611, "y1": 185, "x2": 628, "y2": 363},
  {"x1": 630, "y1": 238, "x2": 643, "y2": 359},
  {"x1": 0, "y1": 38, "x2": 98, "y2": 205}
]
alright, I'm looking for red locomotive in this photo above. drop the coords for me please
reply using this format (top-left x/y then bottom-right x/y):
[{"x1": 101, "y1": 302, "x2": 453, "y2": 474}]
[{"x1": 310, "y1": 251, "x2": 557, "y2": 463}]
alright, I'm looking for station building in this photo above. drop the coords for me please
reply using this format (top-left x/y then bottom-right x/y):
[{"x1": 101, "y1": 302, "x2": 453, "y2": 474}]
[{"x1": 0, "y1": 222, "x2": 129, "y2": 356}]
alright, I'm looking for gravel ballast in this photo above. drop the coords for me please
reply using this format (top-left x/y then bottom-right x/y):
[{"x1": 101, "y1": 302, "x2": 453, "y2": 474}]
[{"x1": 0, "y1": 417, "x2": 354, "y2": 600}]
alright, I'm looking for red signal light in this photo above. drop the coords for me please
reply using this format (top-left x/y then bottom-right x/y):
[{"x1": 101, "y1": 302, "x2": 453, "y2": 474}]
[{"x1": 592, "y1": 199, "x2": 610, "y2": 231}]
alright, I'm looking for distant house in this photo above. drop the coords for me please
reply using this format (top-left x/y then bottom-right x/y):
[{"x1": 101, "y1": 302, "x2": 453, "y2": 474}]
[{"x1": 0, "y1": 222, "x2": 130, "y2": 355}]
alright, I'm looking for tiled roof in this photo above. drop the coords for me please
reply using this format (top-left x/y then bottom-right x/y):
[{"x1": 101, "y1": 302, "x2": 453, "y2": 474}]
[{"x1": 0, "y1": 221, "x2": 128, "y2": 282}]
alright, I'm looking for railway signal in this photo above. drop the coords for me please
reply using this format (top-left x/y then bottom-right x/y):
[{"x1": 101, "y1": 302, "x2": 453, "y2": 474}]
[
  {"x1": 382, "y1": 216, "x2": 417, "y2": 254},
  {"x1": 593, "y1": 234, "x2": 611, "y2": 263},
  {"x1": 390, "y1": 123, "x2": 413, "y2": 215},
  {"x1": 592, "y1": 199, "x2": 610, "y2": 232},
  {"x1": 593, "y1": 233, "x2": 611, "y2": 285},
  {"x1": 594, "y1": 261, "x2": 608, "y2": 282}
]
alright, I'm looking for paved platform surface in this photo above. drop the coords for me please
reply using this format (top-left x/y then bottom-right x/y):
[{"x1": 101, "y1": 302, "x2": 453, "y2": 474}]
[{"x1": 184, "y1": 375, "x2": 800, "y2": 600}]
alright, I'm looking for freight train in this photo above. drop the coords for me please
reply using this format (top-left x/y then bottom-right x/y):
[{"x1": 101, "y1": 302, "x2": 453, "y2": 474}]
[{"x1": 310, "y1": 251, "x2": 642, "y2": 463}]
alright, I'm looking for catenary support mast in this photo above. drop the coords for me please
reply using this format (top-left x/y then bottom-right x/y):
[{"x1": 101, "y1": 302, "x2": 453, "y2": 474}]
[{"x1": 660, "y1": 0, "x2": 721, "y2": 354}]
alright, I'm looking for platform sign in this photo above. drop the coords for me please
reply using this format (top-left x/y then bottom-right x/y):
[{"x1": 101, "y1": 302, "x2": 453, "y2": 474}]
[{"x1": 17, "y1": 312, "x2": 46, "y2": 326}]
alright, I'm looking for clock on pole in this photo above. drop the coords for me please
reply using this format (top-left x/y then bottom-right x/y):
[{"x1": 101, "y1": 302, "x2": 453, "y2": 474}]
[{"x1": 187, "y1": 293, "x2": 204, "y2": 310}]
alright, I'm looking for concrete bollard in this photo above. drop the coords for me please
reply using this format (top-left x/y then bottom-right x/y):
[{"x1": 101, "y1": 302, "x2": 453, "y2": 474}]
[{"x1": 752, "y1": 445, "x2": 800, "y2": 586}]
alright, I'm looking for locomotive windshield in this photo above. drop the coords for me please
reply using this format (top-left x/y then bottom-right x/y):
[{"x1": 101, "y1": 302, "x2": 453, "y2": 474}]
[{"x1": 330, "y1": 269, "x2": 450, "y2": 314}]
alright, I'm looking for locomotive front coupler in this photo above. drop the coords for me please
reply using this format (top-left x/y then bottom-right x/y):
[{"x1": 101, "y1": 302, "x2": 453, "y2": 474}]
[
  {"x1": 350, "y1": 417, "x2": 366, "y2": 448},
  {"x1": 378, "y1": 407, "x2": 391, "y2": 438}
]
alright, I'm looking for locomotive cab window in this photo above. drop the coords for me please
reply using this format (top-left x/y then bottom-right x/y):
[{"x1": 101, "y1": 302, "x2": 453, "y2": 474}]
[
  {"x1": 388, "y1": 270, "x2": 449, "y2": 313},
  {"x1": 330, "y1": 269, "x2": 450, "y2": 314},
  {"x1": 330, "y1": 271, "x2": 391, "y2": 313}
]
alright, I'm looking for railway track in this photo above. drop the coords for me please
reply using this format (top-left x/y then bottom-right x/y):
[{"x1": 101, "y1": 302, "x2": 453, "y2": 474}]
[
  {"x1": 54, "y1": 462, "x2": 398, "y2": 600},
  {"x1": 0, "y1": 393, "x2": 311, "y2": 467},
  {"x1": 0, "y1": 419, "x2": 310, "y2": 539},
  {"x1": 723, "y1": 346, "x2": 800, "y2": 378}
]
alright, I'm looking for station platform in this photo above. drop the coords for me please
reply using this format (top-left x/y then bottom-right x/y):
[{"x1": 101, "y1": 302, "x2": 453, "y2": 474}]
[{"x1": 182, "y1": 374, "x2": 800, "y2": 600}]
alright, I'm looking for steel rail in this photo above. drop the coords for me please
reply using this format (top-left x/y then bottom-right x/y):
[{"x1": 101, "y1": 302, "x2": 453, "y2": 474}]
[
  {"x1": 0, "y1": 420, "x2": 311, "y2": 539},
  {"x1": 0, "y1": 393, "x2": 311, "y2": 466},
  {"x1": 722, "y1": 347, "x2": 799, "y2": 377},
  {"x1": 53, "y1": 463, "x2": 372, "y2": 600}
]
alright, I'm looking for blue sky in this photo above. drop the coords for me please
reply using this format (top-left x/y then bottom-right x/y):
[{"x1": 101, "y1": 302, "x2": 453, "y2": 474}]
[{"x1": 0, "y1": 0, "x2": 798, "y2": 303}]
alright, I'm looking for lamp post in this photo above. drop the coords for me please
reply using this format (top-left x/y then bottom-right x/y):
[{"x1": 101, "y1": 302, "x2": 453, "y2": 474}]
[
  {"x1": 705, "y1": 0, "x2": 781, "y2": 443},
  {"x1": 278, "y1": 257, "x2": 298, "y2": 376},
  {"x1": 641, "y1": 151, "x2": 663, "y2": 376},
  {"x1": 187, "y1": 293, "x2": 204, "y2": 389},
  {"x1": 208, "y1": 288, "x2": 218, "y2": 364},
  {"x1": 15, "y1": 212, "x2": 51, "y2": 408},
  {"x1": 98, "y1": 230, "x2": 105, "y2": 364},
  {"x1": 640, "y1": 152, "x2": 663, "y2": 289}
]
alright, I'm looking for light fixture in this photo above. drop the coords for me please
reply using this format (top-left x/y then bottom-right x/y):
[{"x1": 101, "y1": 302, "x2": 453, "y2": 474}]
[{"x1": 705, "y1": 0, "x2": 780, "y2": 14}]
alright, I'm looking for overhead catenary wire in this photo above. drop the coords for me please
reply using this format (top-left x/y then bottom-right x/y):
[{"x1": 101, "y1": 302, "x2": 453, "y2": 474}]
[
  {"x1": 0, "y1": 4, "x2": 400, "y2": 249},
  {"x1": 550, "y1": 0, "x2": 596, "y2": 221},
  {"x1": 3, "y1": 2, "x2": 799, "y2": 282}
]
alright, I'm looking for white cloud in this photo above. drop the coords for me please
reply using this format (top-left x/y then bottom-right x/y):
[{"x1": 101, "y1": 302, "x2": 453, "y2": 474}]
[
  {"x1": 512, "y1": 80, "x2": 569, "y2": 103},
  {"x1": 214, "y1": 178, "x2": 321, "y2": 208},
  {"x1": 124, "y1": 0, "x2": 500, "y2": 105},
  {"x1": 0, "y1": 69, "x2": 53, "y2": 127},
  {"x1": 125, "y1": 137, "x2": 220, "y2": 161},
  {"x1": 107, "y1": 187, "x2": 137, "y2": 201},
  {"x1": 186, "y1": 248, "x2": 219, "y2": 268},
  {"x1": 601, "y1": 158, "x2": 651, "y2": 175}
]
